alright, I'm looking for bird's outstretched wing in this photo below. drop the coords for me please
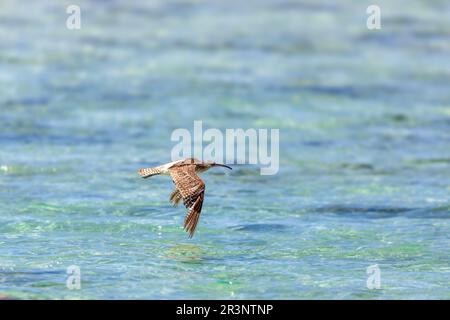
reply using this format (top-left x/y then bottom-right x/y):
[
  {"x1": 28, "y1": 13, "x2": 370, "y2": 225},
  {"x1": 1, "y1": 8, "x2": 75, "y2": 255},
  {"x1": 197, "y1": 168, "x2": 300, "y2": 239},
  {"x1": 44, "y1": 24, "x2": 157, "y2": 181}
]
[
  {"x1": 169, "y1": 165, "x2": 205, "y2": 238},
  {"x1": 169, "y1": 188, "x2": 182, "y2": 207}
]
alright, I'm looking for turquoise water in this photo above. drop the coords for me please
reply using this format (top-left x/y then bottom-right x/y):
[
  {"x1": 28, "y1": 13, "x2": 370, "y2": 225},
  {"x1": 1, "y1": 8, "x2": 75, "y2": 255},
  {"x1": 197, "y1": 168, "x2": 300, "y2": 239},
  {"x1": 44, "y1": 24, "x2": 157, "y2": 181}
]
[{"x1": 0, "y1": 0, "x2": 449, "y2": 299}]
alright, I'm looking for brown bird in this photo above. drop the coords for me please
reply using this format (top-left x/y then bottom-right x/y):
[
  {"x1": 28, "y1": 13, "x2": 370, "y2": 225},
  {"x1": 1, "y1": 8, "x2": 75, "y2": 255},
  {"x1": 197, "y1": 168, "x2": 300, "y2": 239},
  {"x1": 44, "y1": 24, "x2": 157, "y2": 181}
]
[{"x1": 138, "y1": 158, "x2": 232, "y2": 238}]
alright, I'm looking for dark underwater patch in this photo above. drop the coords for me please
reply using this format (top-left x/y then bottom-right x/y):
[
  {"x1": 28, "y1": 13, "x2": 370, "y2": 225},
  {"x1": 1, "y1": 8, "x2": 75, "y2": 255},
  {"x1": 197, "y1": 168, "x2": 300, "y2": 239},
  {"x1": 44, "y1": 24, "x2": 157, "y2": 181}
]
[
  {"x1": 229, "y1": 223, "x2": 288, "y2": 232},
  {"x1": 308, "y1": 205, "x2": 450, "y2": 219}
]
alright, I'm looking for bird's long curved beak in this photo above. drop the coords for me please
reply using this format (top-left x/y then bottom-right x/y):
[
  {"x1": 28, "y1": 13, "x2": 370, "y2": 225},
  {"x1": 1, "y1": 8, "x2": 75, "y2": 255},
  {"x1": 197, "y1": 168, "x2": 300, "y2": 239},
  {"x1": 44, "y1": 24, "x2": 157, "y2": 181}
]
[{"x1": 214, "y1": 163, "x2": 232, "y2": 170}]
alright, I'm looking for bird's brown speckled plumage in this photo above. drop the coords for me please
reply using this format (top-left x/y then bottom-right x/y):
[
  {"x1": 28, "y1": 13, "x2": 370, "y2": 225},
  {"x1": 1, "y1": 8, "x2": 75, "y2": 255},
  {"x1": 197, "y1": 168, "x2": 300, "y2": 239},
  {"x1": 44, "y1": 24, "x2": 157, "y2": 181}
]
[{"x1": 138, "y1": 158, "x2": 231, "y2": 238}]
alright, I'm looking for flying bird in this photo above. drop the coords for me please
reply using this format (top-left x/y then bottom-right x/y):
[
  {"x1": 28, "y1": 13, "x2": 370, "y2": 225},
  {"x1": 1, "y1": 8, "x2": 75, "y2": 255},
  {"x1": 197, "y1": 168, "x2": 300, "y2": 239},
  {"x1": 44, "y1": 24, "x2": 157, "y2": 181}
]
[{"x1": 138, "y1": 158, "x2": 232, "y2": 238}]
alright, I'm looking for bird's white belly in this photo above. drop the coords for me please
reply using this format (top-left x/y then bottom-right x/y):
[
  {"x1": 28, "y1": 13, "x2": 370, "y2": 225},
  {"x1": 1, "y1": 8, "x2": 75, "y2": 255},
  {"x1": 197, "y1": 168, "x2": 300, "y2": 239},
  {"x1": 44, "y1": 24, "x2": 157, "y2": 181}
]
[{"x1": 159, "y1": 159, "x2": 184, "y2": 173}]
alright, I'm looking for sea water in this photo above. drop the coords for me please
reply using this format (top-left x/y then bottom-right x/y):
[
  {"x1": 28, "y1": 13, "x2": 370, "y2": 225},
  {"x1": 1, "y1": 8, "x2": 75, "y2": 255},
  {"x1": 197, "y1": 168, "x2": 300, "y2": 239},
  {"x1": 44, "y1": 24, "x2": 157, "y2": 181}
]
[{"x1": 0, "y1": 0, "x2": 449, "y2": 299}]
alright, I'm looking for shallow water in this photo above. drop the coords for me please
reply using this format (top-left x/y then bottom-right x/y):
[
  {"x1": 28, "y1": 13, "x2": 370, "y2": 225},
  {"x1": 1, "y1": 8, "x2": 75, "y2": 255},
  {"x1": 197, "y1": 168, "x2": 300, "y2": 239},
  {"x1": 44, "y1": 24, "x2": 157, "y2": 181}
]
[{"x1": 0, "y1": 0, "x2": 449, "y2": 299}]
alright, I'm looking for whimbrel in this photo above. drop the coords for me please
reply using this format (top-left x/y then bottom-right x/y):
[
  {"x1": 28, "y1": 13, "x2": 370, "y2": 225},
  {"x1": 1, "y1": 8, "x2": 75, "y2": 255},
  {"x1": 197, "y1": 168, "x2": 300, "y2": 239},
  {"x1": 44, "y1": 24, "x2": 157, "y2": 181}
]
[{"x1": 138, "y1": 158, "x2": 232, "y2": 238}]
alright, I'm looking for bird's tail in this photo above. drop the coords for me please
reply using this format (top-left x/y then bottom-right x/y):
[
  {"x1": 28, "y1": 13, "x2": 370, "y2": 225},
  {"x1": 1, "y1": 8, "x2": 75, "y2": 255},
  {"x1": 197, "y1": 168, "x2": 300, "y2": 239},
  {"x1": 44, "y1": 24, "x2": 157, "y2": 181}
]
[{"x1": 138, "y1": 167, "x2": 163, "y2": 178}]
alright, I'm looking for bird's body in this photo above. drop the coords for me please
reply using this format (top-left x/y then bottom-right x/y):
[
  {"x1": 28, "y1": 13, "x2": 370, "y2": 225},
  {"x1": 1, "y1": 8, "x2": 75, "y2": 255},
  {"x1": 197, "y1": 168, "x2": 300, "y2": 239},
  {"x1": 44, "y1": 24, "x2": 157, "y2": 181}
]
[{"x1": 138, "y1": 158, "x2": 231, "y2": 237}]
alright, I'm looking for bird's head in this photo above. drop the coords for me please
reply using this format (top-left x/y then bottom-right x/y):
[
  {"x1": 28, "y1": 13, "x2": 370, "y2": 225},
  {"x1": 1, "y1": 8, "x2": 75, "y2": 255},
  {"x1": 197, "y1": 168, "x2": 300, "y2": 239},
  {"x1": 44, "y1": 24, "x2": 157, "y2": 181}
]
[{"x1": 198, "y1": 161, "x2": 232, "y2": 172}]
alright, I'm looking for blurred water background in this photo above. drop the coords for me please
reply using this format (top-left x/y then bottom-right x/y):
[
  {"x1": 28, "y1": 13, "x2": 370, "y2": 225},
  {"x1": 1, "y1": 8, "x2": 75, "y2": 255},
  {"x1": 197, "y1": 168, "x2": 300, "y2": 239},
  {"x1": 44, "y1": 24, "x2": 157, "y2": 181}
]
[{"x1": 0, "y1": 0, "x2": 449, "y2": 299}]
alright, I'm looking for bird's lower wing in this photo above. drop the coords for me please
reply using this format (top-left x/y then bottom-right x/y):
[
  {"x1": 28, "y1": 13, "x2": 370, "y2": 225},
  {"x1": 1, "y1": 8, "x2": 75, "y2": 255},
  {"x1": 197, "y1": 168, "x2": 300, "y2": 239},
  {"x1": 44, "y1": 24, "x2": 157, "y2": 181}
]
[
  {"x1": 184, "y1": 192, "x2": 204, "y2": 238},
  {"x1": 169, "y1": 165, "x2": 205, "y2": 237}
]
